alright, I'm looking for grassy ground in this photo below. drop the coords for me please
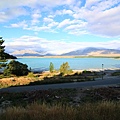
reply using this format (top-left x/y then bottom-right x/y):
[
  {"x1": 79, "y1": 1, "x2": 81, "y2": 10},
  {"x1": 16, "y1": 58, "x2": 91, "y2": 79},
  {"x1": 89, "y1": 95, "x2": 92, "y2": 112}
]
[
  {"x1": 0, "y1": 70, "x2": 99, "y2": 88},
  {"x1": 0, "y1": 86, "x2": 120, "y2": 120},
  {"x1": 0, "y1": 101, "x2": 120, "y2": 120}
]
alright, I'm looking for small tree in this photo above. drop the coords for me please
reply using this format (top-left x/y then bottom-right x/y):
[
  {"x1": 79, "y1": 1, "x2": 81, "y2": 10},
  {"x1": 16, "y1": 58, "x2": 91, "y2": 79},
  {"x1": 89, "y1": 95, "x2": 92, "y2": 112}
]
[
  {"x1": 4, "y1": 60, "x2": 29, "y2": 76},
  {"x1": 49, "y1": 62, "x2": 54, "y2": 73},
  {"x1": 59, "y1": 62, "x2": 72, "y2": 75},
  {"x1": 0, "y1": 37, "x2": 7, "y2": 70},
  {"x1": 0, "y1": 37, "x2": 5, "y2": 60}
]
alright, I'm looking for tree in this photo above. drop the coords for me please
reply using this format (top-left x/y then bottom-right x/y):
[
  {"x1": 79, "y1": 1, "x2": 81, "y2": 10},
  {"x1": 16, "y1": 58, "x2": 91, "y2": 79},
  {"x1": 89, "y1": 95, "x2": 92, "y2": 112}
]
[
  {"x1": 0, "y1": 37, "x2": 5, "y2": 60},
  {"x1": 4, "y1": 60, "x2": 29, "y2": 76},
  {"x1": 0, "y1": 37, "x2": 16, "y2": 70},
  {"x1": 59, "y1": 62, "x2": 73, "y2": 75},
  {"x1": 0, "y1": 37, "x2": 16, "y2": 60},
  {"x1": 49, "y1": 62, "x2": 54, "y2": 73}
]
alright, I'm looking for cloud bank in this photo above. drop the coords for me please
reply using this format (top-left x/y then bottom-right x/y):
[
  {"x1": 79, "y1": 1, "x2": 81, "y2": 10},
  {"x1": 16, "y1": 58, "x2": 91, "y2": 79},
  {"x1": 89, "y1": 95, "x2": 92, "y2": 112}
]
[
  {"x1": 0, "y1": 0, "x2": 120, "y2": 54},
  {"x1": 5, "y1": 36, "x2": 120, "y2": 55},
  {"x1": 0, "y1": 0, "x2": 120, "y2": 37}
]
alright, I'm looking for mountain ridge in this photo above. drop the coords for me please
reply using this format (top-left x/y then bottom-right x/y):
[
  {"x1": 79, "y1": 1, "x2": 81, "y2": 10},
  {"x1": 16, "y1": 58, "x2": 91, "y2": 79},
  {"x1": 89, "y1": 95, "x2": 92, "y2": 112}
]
[
  {"x1": 62, "y1": 47, "x2": 120, "y2": 56},
  {"x1": 10, "y1": 47, "x2": 120, "y2": 57}
]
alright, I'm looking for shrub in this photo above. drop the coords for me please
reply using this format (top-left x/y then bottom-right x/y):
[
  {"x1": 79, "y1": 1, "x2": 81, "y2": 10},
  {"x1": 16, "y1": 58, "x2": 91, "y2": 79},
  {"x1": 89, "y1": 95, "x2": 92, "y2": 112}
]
[
  {"x1": 111, "y1": 71, "x2": 120, "y2": 76},
  {"x1": 49, "y1": 62, "x2": 54, "y2": 73},
  {"x1": 82, "y1": 70, "x2": 92, "y2": 74},
  {"x1": 4, "y1": 60, "x2": 29, "y2": 76},
  {"x1": 27, "y1": 72, "x2": 35, "y2": 78},
  {"x1": 59, "y1": 62, "x2": 73, "y2": 75}
]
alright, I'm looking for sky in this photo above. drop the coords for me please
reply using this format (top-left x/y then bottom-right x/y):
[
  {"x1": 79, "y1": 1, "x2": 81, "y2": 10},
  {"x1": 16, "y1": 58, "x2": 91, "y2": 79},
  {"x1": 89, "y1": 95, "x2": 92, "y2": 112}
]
[{"x1": 0, "y1": 0, "x2": 120, "y2": 55}]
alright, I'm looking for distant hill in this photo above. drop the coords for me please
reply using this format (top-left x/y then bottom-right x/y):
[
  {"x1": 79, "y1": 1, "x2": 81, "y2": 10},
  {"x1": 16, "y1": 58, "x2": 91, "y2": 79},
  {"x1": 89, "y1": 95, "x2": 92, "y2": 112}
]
[
  {"x1": 10, "y1": 47, "x2": 120, "y2": 57},
  {"x1": 62, "y1": 47, "x2": 120, "y2": 56},
  {"x1": 11, "y1": 50, "x2": 55, "y2": 57}
]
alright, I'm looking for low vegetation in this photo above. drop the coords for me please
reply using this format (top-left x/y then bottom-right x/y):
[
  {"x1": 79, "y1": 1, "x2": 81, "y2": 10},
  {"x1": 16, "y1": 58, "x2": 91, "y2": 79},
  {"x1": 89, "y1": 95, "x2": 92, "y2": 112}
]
[
  {"x1": 59, "y1": 62, "x2": 73, "y2": 75},
  {"x1": 0, "y1": 101, "x2": 120, "y2": 120},
  {"x1": 0, "y1": 70, "x2": 98, "y2": 88},
  {"x1": 49, "y1": 62, "x2": 54, "y2": 73},
  {"x1": 111, "y1": 71, "x2": 120, "y2": 76},
  {"x1": 0, "y1": 87, "x2": 120, "y2": 120},
  {"x1": 0, "y1": 60, "x2": 101, "y2": 88},
  {"x1": 3, "y1": 60, "x2": 29, "y2": 76}
]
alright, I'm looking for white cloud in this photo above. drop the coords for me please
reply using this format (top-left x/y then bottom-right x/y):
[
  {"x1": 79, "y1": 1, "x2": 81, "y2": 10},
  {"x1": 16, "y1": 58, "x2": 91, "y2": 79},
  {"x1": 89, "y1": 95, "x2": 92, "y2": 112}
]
[
  {"x1": 65, "y1": 22, "x2": 87, "y2": 30},
  {"x1": 55, "y1": 9, "x2": 73, "y2": 16},
  {"x1": 0, "y1": 7, "x2": 28, "y2": 22},
  {"x1": 0, "y1": 0, "x2": 76, "y2": 10},
  {"x1": 57, "y1": 19, "x2": 88, "y2": 35},
  {"x1": 31, "y1": 9, "x2": 41, "y2": 25},
  {"x1": 0, "y1": 0, "x2": 36, "y2": 10},
  {"x1": 86, "y1": 5, "x2": 120, "y2": 37},
  {"x1": 57, "y1": 19, "x2": 71, "y2": 28},
  {"x1": 7, "y1": 21, "x2": 28, "y2": 28},
  {"x1": 43, "y1": 17, "x2": 53, "y2": 23},
  {"x1": 5, "y1": 36, "x2": 120, "y2": 55},
  {"x1": 48, "y1": 22, "x2": 58, "y2": 28},
  {"x1": 72, "y1": 0, "x2": 120, "y2": 37},
  {"x1": 1, "y1": 0, "x2": 120, "y2": 37}
]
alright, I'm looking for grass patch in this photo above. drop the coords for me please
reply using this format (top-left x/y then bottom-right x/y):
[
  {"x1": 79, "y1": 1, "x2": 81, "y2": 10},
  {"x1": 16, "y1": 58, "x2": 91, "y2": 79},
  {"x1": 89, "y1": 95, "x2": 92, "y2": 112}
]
[
  {"x1": 0, "y1": 71, "x2": 101, "y2": 88},
  {"x1": 111, "y1": 71, "x2": 120, "y2": 76},
  {"x1": 0, "y1": 101, "x2": 120, "y2": 120},
  {"x1": 0, "y1": 87, "x2": 120, "y2": 120}
]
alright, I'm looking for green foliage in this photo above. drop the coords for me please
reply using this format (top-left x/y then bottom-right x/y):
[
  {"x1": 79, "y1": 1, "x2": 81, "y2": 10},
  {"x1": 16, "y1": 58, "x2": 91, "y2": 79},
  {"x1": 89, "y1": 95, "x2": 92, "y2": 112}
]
[
  {"x1": 27, "y1": 72, "x2": 35, "y2": 78},
  {"x1": 4, "y1": 60, "x2": 29, "y2": 76},
  {"x1": 59, "y1": 62, "x2": 73, "y2": 75},
  {"x1": 111, "y1": 71, "x2": 120, "y2": 76},
  {"x1": 0, "y1": 63, "x2": 7, "y2": 68},
  {"x1": 0, "y1": 37, "x2": 16, "y2": 60},
  {"x1": 0, "y1": 37, "x2": 5, "y2": 60},
  {"x1": 0, "y1": 37, "x2": 17, "y2": 73},
  {"x1": 49, "y1": 62, "x2": 54, "y2": 73},
  {"x1": 82, "y1": 70, "x2": 92, "y2": 74}
]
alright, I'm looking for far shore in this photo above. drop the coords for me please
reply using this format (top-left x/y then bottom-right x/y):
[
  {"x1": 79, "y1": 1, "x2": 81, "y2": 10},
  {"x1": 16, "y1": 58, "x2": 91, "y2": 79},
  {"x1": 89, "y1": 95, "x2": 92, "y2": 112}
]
[{"x1": 16, "y1": 55, "x2": 120, "y2": 59}]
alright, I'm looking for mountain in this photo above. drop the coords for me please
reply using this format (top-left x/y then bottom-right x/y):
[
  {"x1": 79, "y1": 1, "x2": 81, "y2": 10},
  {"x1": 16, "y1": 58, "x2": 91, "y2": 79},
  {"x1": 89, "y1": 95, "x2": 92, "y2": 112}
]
[
  {"x1": 10, "y1": 50, "x2": 55, "y2": 56},
  {"x1": 10, "y1": 47, "x2": 120, "y2": 57},
  {"x1": 62, "y1": 47, "x2": 120, "y2": 56}
]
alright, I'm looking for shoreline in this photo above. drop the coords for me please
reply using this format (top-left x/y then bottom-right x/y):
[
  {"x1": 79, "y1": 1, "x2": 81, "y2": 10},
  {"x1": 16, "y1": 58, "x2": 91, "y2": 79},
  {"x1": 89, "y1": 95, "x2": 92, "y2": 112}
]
[
  {"x1": 33, "y1": 68, "x2": 120, "y2": 74},
  {"x1": 16, "y1": 55, "x2": 120, "y2": 59}
]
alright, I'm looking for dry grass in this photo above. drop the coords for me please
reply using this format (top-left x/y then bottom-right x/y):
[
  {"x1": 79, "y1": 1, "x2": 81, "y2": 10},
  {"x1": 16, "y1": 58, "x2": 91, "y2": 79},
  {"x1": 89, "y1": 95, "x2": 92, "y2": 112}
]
[
  {"x1": 0, "y1": 72, "x2": 47, "y2": 88},
  {"x1": 0, "y1": 101, "x2": 120, "y2": 120},
  {"x1": 0, "y1": 76, "x2": 39, "y2": 88},
  {"x1": 0, "y1": 71, "x2": 79, "y2": 88}
]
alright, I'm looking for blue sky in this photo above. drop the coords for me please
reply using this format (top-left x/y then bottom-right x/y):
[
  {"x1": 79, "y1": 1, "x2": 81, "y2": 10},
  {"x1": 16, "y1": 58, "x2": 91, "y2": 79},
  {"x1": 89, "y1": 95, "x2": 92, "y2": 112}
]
[{"x1": 0, "y1": 0, "x2": 120, "y2": 54}]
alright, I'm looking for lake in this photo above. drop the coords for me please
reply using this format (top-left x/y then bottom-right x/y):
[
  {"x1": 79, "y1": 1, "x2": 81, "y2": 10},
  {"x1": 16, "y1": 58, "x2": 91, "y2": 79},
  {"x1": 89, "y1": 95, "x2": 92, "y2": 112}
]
[{"x1": 16, "y1": 57, "x2": 120, "y2": 72}]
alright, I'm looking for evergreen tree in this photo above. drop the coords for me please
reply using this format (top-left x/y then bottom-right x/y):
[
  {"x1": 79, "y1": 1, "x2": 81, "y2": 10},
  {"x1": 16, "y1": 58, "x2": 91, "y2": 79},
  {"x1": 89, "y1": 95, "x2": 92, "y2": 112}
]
[
  {"x1": 49, "y1": 62, "x2": 54, "y2": 73},
  {"x1": 0, "y1": 37, "x2": 16, "y2": 69},
  {"x1": 0, "y1": 37, "x2": 16, "y2": 61},
  {"x1": 4, "y1": 60, "x2": 29, "y2": 76},
  {"x1": 0, "y1": 37, "x2": 5, "y2": 60}
]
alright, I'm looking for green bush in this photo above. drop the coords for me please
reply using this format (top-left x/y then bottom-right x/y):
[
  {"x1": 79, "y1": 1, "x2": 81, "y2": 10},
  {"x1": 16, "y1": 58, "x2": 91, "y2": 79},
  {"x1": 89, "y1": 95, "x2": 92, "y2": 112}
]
[
  {"x1": 49, "y1": 62, "x2": 54, "y2": 73},
  {"x1": 59, "y1": 62, "x2": 73, "y2": 75},
  {"x1": 27, "y1": 72, "x2": 35, "y2": 78},
  {"x1": 82, "y1": 70, "x2": 92, "y2": 74},
  {"x1": 4, "y1": 60, "x2": 29, "y2": 76},
  {"x1": 111, "y1": 71, "x2": 120, "y2": 76}
]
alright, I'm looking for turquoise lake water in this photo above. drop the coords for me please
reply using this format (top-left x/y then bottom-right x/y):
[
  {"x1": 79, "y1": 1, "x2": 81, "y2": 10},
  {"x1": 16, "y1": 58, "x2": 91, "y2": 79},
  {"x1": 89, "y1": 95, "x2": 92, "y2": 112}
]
[{"x1": 16, "y1": 58, "x2": 120, "y2": 72}]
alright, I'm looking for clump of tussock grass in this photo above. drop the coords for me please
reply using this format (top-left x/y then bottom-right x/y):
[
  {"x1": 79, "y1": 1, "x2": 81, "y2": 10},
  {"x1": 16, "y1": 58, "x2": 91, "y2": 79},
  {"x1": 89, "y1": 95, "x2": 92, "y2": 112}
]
[{"x1": 0, "y1": 101, "x2": 120, "y2": 120}]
